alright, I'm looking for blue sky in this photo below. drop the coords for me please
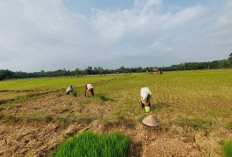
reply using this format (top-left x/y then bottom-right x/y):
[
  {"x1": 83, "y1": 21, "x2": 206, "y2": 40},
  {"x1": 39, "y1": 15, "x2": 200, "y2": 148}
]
[{"x1": 0, "y1": 0, "x2": 232, "y2": 72}]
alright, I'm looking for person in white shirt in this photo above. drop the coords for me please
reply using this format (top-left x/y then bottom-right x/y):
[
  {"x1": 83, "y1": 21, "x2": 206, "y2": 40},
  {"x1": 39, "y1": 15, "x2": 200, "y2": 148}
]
[
  {"x1": 66, "y1": 85, "x2": 73, "y2": 94},
  {"x1": 84, "y1": 84, "x2": 94, "y2": 96},
  {"x1": 140, "y1": 87, "x2": 152, "y2": 109}
]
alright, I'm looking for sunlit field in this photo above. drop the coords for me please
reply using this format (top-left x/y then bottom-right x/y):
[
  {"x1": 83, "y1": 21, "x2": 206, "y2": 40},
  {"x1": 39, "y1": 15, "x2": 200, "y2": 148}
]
[
  {"x1": 0, "y1": 75, "x2": 118, "y2": 90},
  {"x1": 0, "y1": 69, "x2": 232, "y2": 156}
]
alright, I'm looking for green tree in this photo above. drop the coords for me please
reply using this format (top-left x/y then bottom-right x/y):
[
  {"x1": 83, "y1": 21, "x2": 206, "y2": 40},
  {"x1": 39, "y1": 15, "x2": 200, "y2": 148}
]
[
  {"x1": 98, "y1": 67, "x2": 104, "y2": 76},
  {"x1": 75, "y1": 68, "x2": 80, "y2": 77},
  {"x1": 86, "y1": 66, "x2": 93, "y2": 75},
  {"x1": 94, "y1": 67, "x2": 98, "y2": 74},
  {"x1": 81, "y1": 70, "x2": 86, "y2": 77},
  {"x1": 228, "y1": 53, "x2": 232, "y2": 66}
]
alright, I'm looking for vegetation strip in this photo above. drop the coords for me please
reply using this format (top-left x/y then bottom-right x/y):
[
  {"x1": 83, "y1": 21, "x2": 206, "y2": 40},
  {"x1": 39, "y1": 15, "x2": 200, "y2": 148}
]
[
  {"x1": 1, "y1": 53, "x2": 232, "y2": 81},
  {"x1": 0, "y1": 90, "x2": 59, "y2": 105},
  {"x1": 53, "y1": 131, "x2": 130, "y2": 157}
]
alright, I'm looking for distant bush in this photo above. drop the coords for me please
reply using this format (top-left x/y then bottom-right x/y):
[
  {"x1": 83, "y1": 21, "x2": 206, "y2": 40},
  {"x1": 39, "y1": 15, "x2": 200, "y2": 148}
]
[
  {"x1": 97, "y1": 94, "x2": 106, "y2": 101},
  {"x1": 54, "y1": 131, "x2": 130, "y2": 157},
  {"x1": 222, "y1": 139, "x2": 232, "y2": 157}
]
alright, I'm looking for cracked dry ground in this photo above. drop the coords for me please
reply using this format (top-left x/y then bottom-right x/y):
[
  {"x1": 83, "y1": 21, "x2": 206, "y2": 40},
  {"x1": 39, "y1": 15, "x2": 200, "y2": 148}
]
[{"x1": 0, "y1": 90, "x2": 231, "y2": 157}]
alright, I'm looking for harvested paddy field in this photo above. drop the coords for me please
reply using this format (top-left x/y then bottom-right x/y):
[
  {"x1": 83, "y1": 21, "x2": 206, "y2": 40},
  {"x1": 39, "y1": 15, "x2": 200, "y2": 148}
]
[{"x1": 0, "y1": 70, "x2": 232, "y2": 156}]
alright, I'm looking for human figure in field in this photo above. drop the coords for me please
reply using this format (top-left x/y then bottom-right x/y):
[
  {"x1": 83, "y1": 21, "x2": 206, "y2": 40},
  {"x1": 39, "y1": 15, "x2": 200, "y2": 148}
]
[
  {"x1": 84, "y1": 84, "x2": 94, "y2": 96},
  {"x1": 66, "y1": 85, "x2": 73, "y2": 94},
  {"x1": 140, "y1": 87, "x2": 152, "y2": 109}
]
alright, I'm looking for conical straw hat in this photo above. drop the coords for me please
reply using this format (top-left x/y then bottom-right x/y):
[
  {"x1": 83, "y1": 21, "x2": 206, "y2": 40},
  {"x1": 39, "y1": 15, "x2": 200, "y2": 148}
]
[{"x1": 142, "y1": 115, "x2": 159, "y2": 127}]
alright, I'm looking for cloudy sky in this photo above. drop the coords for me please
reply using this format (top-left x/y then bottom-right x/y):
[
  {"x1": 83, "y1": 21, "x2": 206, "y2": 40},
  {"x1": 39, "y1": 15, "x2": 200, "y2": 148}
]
[{"x1": 0, "y1": 0, "x2": 232, "y2": 72}]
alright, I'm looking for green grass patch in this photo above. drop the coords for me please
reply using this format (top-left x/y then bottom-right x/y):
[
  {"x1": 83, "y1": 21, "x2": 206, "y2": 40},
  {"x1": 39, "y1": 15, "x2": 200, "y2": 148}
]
[
  {"x1": 101, "y1": 116, "x2": 118, "y2": 127},
  {"x1": 97, "y1": 94, "x2": 107, "y2": 101},
  {"x1": 0, "y1": 113, "x2": 4, "y2": 119},
  {"x1": 58, "y1": 114, "x2": 98, "y2": 126},
  {"x1": 226, "y1": 121, "x2": 232, "y2": 130},
  {"x1": 53, "y1": 131, "x2": 130, "y2": 157},
  {"x1": 0, "y1": 112, "x2": 55, "y2": 123},
  {"x1": 0, "y1": 113, "x2": 23, "y2": 122},
  {"x1": 6, "y1": 91, "x2": 51, "y2": 105},
  {"x1": 222, "y1": 139, "x2": 232, "y2": 157},
  {"x1": 174, "y1": 117, "x2": 213, "y2": 129},
  {"x1": 72, "y1": 91, "x2": 77, "y2": 97},
  {"x1": 96, "y1": 93, "x2": 114, "y2": 102},
  {"x1": 78, "y1": 99, "x2": 92, "y2": 106}
]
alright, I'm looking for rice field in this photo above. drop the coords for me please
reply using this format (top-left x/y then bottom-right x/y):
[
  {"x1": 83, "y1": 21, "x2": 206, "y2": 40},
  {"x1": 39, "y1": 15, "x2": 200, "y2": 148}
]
[
  {"x1": 0, "y1": 75, "x2": 118, "y2": 90},
  {"x1": 0, "y1": 69, "x2": 232, "y2": 156}
]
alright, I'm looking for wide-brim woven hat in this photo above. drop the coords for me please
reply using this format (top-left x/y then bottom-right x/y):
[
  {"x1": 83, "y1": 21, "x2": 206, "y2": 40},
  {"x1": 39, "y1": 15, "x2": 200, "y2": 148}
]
[{"x1": 142, "y1": 115, "x2": 159, "y2": 127}]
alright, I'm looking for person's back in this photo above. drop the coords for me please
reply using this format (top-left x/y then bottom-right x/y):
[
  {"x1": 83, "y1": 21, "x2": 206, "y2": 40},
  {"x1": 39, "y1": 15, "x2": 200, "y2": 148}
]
[
  {"x1": 141, "y1": 87, "x2": 152, "y2": 100},
  {"x1": 140, "y1": 87, "x2": 152, "y2": 109},
  {"x1": 84, "y1": 84, "x2": 94, "y2": 96},
  {"x1": 66, "y1": 85, "x2": 73, "y2": 94},
  {"x1": 87, "y1": 84, "x2": 93, "y2": 90}
]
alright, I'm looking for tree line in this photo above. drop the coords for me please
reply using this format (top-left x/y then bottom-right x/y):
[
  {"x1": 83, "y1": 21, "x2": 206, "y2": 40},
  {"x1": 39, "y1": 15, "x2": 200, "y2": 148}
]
[
  {"x1": 160, "y1": 53, "x2": 232, "y2": 71},
  {"x1": 1, "y1": 53, "x2": 232, "y2": 81}
]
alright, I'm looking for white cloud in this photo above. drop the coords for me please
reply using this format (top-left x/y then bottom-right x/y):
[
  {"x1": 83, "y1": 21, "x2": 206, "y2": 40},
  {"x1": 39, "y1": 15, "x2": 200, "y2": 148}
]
[
  {"x1": 214, "y1": 5, "x2": 232, "y2": 38},
  {"x1": 162, "y1": 6, "x2": 206, "y2": 29},
  {"x1": 0, "y1": 0, "x2": 230, "y2": 71},
  {"x1": 210, "y1": 0, "x2": 232, "y2": 48}
]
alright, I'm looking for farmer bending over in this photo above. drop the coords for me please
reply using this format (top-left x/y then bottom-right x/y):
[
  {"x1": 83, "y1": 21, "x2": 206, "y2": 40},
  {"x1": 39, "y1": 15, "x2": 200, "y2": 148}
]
[
  {"x1": 140, "y1": 87, "x2": 152, "y2": 109},
  {"x1": 66, "y1": 85, "x2": 73, "y2": 94},
  {"x1": 84, "y1": 84, "x2": 94, "y2": 96}
]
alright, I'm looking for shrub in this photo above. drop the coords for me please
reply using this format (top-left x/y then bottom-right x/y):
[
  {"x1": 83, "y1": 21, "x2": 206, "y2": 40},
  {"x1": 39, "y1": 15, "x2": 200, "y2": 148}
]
[
  {"x1": 54, "y1": 131, "x2": 130, "y2": 157},
  {"x1": 72, "y1": 91, "x2": 77, "y2": 97}
]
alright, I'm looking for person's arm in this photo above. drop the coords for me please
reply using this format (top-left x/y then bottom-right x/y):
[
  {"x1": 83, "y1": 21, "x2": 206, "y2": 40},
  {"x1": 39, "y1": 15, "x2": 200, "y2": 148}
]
[
  {"x1": 84, "y1": 85, "x2": 87, "y2": 96},
  {"x1": 141, "y1": 101, "x2": 145, "y2": 109}
]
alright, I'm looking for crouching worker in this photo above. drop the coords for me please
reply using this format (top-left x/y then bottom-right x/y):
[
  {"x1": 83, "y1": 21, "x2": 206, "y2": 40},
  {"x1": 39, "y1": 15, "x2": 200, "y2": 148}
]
[
  {"x1": 84, "y1": 84, "x2": 94, "y2": 96},
  {"x1": 66, "y1": 85, "x2": 73, "y2": 94},
  {"x1": 140, "y1": 87, "x2": 152, "y2": 111}
]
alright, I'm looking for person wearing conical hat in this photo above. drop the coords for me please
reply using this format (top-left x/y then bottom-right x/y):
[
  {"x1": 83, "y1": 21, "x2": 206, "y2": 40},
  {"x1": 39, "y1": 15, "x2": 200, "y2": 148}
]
[
  {"x1": 66, "y1": 85, "x2": 73, "y2": 94},
  {"x1": 140, "y1": 87, "x2": 152, "y2": 109},
  {"x1": 84, "y1": 84, "x2": 94, "y2": 96}
]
